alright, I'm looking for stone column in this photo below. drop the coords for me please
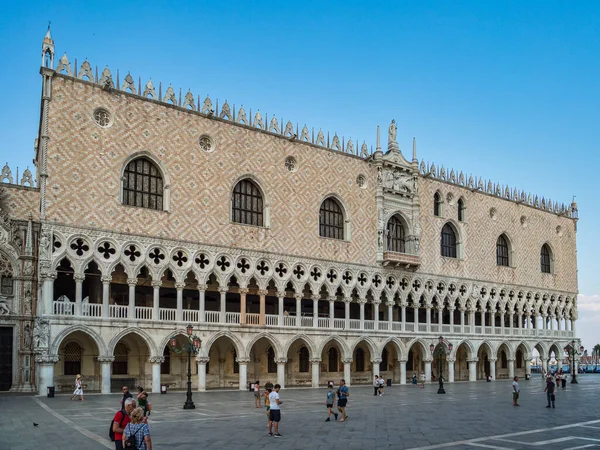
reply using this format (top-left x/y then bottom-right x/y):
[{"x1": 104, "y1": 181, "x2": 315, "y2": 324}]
[
  {"x1": 329, "y1": 299, "x2": 335, "y2": 328},
  {"x1": 489, "y1": 358, "x2": 497, "y2": 380},
  {"x1": 102, "y1": 276, "x2": 111, "y2": 319},
  {"x1": 98, "y1": 356, "x2": 114, "y2": 394},
  {"x1": 387, "y1": 302, "x2": 394, "y2": 329},
  {"x1": 239, "y1": 288, "x2": 248, "y2": 325},
  {"x1": 152, "y1": 281, "x2": 161, "y2": 321},
  {"x1": 149, "y1": 356, "x2": 164, "y2": 393},
  {"x1": 36, "y1": 354, "x2": 58, "y2": 396},
  {"x1": 372, "y1": 358, "x2": 382, "y2": 378},
  {"x1": 541, "y1": 314, "x2": 548, "y2": 330},
  {"x1": 401, "y1": 304, "x2": 406, "y2": 331},
  {"x1": 344, "y1": 297, "x2": 351, "y2": 330},
  {"x1": 373, "y1": 301, "x2": 380, "y2": 330},
  {"x1": 196, "y1": 357, "x2": 209, "y2": 392},
  {"x1": 295, "y1": 294, "x2": 303, "y2": 327},
  {"x1": 278, "y1": 291, "x2": 286, "y2": 327},
  {"x1": 469, "y1": 309, "x2": 476, "y2": 333},
  {"x1": 258, "y1": 289, "x2": 268, "y2": 326},
  {"x1": 447, "y1": 357, "x2": 455, "y2": 383},
  {"x1": 276, "y1": 358, "x2": 287, "y2": 388},
  {"x1": 549, "y1": 315, "x2": 555, "y2": 331},
  {"x1": 460, "y1": 308, "x2": 465, "y2": 333},
  {"x1": 198, "y1": 285, "x2": 206, "y2": 323},
  {"x1": 571, "y1": 318, "x2": 576, "y2": 335},
  {"x1": 517, "y1": 313, "x2": 522, "y2": 329},
  {"x1": 127, "y1": 278, "x2": 137, "y2": 319},
  {"x1": 424, "y1": 359, "x2": 432, "y2": 382},
  {"x1": 437, "y1": 306, "x2": 443, "y2": 326},
  {"x1": 359, "y1": 299, "x2": 366, "y2": 330},
  {"x1": 41, "y1": 274, "x2": 56, "y2": 315},
  {"x1": 480, "y1": 310, "x2": 485, "y2": 329},
  {"x1": 219, "y1": 287, "x2": 228, "y2": 324},
  {"x1": 426, "y1": 305, "x2": 432, "y2": 332},
  {"x1": 414, "y1": 305, "x2": 419, "y2": 328},
  {"x1": 74, "y1": 274, "x2": 84, "y2": 316},
  {"x1": 342, "y1": 358, "x2": 352, "y2": 386},
  {"x1": 399, "y1": 359, "x2": 407, "y2": 384},
  {"x1": 508, "y1": 359, "x2": 515, "y2": 379},
  {"x1": 468, "y1": 358, "x2": 478, "y2": 381},
  {"x1": 310, "y1": 358, "x2": 321, "y2": 388},
  {"x1": 236, "y1": 357, "x2": 250, "y2": 391},
  {"x1": 175, "y1": 282, "x2": 185, "y2": 322},
  {"x1": 542, "y1": 358, "x2": 549, "y2": 374},
  {"x1": 449, "y1": 307, "x2": 455, "y2": 326},
  {"x1": 312, "y1": 295, "x2": 320, "y2": 328}
]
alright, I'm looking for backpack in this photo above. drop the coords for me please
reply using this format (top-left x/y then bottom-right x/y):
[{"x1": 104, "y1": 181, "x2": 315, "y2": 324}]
[
  {"x1": 109, "y1": 409, "x2": 126, "y2": 442},
  {"x1": 124, "y1": 423, "x2": 143, "y2": 449}
]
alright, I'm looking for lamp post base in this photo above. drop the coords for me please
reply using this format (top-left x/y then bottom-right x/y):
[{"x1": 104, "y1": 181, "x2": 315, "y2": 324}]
[
  {"x1": 183, "y1": 401, "x2": 196, "y2": 409},
  {"x1": 571, "y1": 378, "x2": 578, "y2": 384}
]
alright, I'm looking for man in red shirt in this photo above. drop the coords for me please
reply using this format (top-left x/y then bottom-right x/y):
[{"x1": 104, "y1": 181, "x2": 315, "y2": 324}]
[{"x1": 112, "y1": 398, "x2": 136, "y2": 450}]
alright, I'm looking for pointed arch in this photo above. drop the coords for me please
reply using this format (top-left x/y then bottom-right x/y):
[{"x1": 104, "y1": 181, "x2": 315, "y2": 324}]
[
  {"x1": 51, "y1": 324, "x2": 108, "y2": 356},
  {"x1": 349, "y1": 336, "x2": 378, "y2": 358},
  {"x1": 156, "y1": 328, "x2": 190, "y2": 355},
  {"x1": 476, "y1": 340, "x2": 495, "y2": 356},
  {"x1": 283, "y1": 334, "x2": 317, "y2": 358},
  {"x1": 231, "y1": 175, "x2": 268, "y2": 227},
  {"x1": 246, "y1": 332, "x2": 284, "y2": 360},
  {"x1": 318, "y1": 335, "x2": 351, "y2": 360},
  {"x1": 450, "y1": 339, "x2": 475, "y2": 360},
  {"x1": 202, "y1": 331, "x2": 245, "y2": 358},
  {"x1": 108, "y1": 327, "x2": 158, "y2": 357},
  {"x1": 496, "y1": 341, "x2": 514, "y2": 360},
  {"x1": 405, "y1": 338, "x2": 430, "y2": 357},
  {"x1": 379, "y1": 336, "x2": 405, "y2": 361}
]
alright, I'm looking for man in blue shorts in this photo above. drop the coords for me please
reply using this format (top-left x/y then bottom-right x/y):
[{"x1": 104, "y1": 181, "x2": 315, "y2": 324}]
[{"x1": 337, "y1": 379, "x2": 349, "y2": 422}]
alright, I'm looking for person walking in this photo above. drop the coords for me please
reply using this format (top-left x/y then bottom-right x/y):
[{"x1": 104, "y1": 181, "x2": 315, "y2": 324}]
[
  {"x1": 122, "y1": 406, "x2": 152, "y2": 450},
  {"x1": 268, "y1": 384, "x2": 283, "y2": 437},
  {"x1": 254, "y1": 381, "x2": 261, "y2": 408},
  {"x1": 512, "y1": 376, "x2": 520, "y2": 406},
  {"x1": 121, "y1": 386, "x2": 133, "y2": 407},
  {"x1": 263, "y1": 385, "x2": 272, "y2": 429},
  {"x1": 373, "y1": 375, "x2": 379, "y2": 396},
  {"x1": 377, "y1": 376, "x2": 385, "y2": 396},
  {"x1": 137, "y1": 387, "x2": 152, "y2": 422},
  {"x1": 411, "y1": 373, "x2": 418, "y2": 386},
  {"x1": 71, "y1": 374, "x2": 84, "y2": 401},
  {"x1": 544, "y1": 376, "x2": 556, "y2": 408},
  {"x1": 325, "y1": 383, "x2": 338, "y2": 421},
  {"x1": 420, "y1": 371, "x2": 426, "y2": 389},
  {"x1": 337, "y1": 379, "x2": 349, "y2": 422}
]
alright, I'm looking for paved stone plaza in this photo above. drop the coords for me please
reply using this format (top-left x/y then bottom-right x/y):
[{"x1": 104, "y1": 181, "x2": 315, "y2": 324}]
[{"x1": 1, "y1": 376, "x2": 599, "y2": 450}]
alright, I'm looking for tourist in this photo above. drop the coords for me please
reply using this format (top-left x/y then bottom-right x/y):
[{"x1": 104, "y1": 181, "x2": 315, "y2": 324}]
[
  {"x1": 378, "y1": 376, "x2": 385, "y2": 396},
  {"x1": 420, "y1": 371, "x2": 426, "y2": 388},
  {"x1": 264, "y1": 380, "x2": 274, "y2": 391},
  {"x1": 263, "y1": 385, "x2": 272, "y2": 429},
  {"x1": 268, "y1": 384, "x2": 282, "y2": 437},
  {"x1": 122, "y1": 406, "x2": 152, "y2": 450},
  {"x1": 544, "y1": 376, "x2": 556, "y2": 408},
  {"x1": 71, "y1": 374, "x2": 84, "y2": 401},
  {"x1": 337, "y1": 379, "x2": 349, "y2": 422},
  {"x1": 112, "y1": 398, "x2": 136, "y2": 450},
  {"x1": 325, "y1": 383, "x2": 338, "y2": 421},
  {"x1": 137, "y1": 387, "x2": 152, "y2": 422},
  {"x1": 121, "y1": 386, "x2": 133, "y2": 407},
  {"x1": 254, "y1": 381, "x2": 261, "y2": 408},
  {"x1": 512, "y1": 376, "x2": 520, "y2": 406},
  {"x1": 373, "y1": 375, "x2": 379, "y2": 396},
  {"x1": 411, "y1": 373, "x2": 418, "y2": 386}
]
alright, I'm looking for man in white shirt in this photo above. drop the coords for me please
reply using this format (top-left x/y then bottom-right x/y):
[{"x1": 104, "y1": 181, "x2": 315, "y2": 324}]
[{"x1": 268, "y1": 384, "x2": 282, "y2": 438}]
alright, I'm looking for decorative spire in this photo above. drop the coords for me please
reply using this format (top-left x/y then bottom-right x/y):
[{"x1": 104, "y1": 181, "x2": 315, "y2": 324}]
[
  {"x1": 376, "y1": 125, "x2": 381, "y2": 153},
  {"x1": 412, "y1": 137, "x2": 417, "y2": 161},
  {"x1": 42, "y1": 24, "x2": 55, "y2": 69}
]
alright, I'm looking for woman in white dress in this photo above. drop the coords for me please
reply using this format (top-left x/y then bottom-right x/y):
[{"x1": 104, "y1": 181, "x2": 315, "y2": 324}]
[{"x1": 71, "y1": 374, "x2": 84, "y2": 401}]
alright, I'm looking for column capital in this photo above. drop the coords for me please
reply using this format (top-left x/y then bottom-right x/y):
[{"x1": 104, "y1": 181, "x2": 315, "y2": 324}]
[
  {"x1": 98, "y1": 356, "x2": 115, "y2": 363},
  {"x1": 196, "y1": 356, "x2": 210, "y2": 364},
  {"x1": 152, "y1": 280, "x2": 162, "y2": 288},
  {"x1": 447, "y1": 357, "x2": 456, "y2": 363},
  {"x1": 239, "y1": 288, "x2": 249, "y2": 295},
  {"x1": 341, "y1": 358, "x2": 353, "y2": 364},
  {"x1": 328, "y1": 297, "x2": 336, "y2": 303},
  {"x1": 149, "y1": 356, "x2": 165, "y2": 364},
  {"x1": 101, "y1": 276, "x2": 112, "y2": 284},
  {"x1": 258, "y1": 289, "x2": 268, "y2": 296},
  {"x1": 344, "y1": 297, "x2": 353, "y2": 304},
  {"x1": 397, "y1": 359, "x2": 407, "y2": 363},
  {"x1": 275, "y1": 358, "x2": 288, "y2": 364},
  {"x1": 175, "y1": 282, "x2": 186, "y2": 290},
  {"x1": 294, "y1": 293, "x2": 304, "y2": 301},
  {"x1": 385, "y1": 301, "x2": 395, "y2": 308},
  {"x1": 197, "y1": 284, "x2": 207, "y2": 292},
  {"x1": 235, "y1": 357, "x2": 251, "y2": 364},
  {"x1": 311, "y1": 295, "x2": 321, "y2": 302},
  {"x1": 73, "y1": 273, "x2": 85, "y2": 282},
  {"x1": 277, "y1": 291, "x2": 286, "y2": 298},
  {"x1": 35, "y1": 353, "x2": 59, "y2": 364},
  {"x1": 467, "y1": 358, "x2": 479, "y2": 363},
  {"x1": 357, "y1": 297, "x2": 368, "y2": 305},
  {"x1": 127, "y1": 278, "x2": 137, "y2": 286},
  {"x1": 219, "y1": 286, "x2": 229, "y2": 294},
  {"x1": 507, "y1": 358, "x2": 515, "y2": 363},
  {"x1": 309, "y1": 358, "x2": 322, "y2": 364},
  {"x1": 488, "y1": 358, "x2": 498, "y2": 363},
  {"x1": 371, "y1": 358, "x2": 382, "y2": 364}
]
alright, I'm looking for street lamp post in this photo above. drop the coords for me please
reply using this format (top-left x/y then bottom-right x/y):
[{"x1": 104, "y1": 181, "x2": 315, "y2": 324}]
[
  {"x1": 169, "y1": 324, "x2": 202, "y2": 409},
  {"x1": 430, "y1": 336, "x2": 453, "y2": 395},
  {"x1": 564, "y1": 340, "x2": 584, "y2": 384}
]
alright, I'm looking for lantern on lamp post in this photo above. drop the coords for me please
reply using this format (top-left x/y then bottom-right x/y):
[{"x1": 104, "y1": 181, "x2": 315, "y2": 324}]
[
  {"x1": 564, "y1": 340, "x2": 583, "y2": 384},
  {"x1": 430, "y1": 336, "x2": 453, "y2": 394},
  {"x1": 169, "y1": 324, "x2": 202, "y2": 409}
]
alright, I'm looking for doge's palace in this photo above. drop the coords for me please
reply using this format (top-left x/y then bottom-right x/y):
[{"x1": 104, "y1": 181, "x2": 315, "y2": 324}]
[{"x1": 0, "y1": 28, "x2": 579, "y2": 395}]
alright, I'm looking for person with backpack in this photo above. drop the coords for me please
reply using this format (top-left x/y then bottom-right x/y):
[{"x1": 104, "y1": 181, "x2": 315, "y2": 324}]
[
  {"x1": 111, "y1": 398, "x2": 136, "y2": 450},
  {"x1": 325, "y1": 383, "x2": 338, "y2": 422},
  {"x1": 122, "y1": 407, "x2": 152, "y2": 450},
  {"x1": 337, "y1": 379, "x2": 349, "y2": 422},
  {"x1": 544, "y1": 375, "x2": 556, "y2": 409}
]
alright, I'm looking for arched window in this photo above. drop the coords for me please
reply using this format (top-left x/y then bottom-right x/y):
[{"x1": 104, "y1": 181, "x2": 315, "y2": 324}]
[
  {"x1": 113, "y1": 343, "x2": 128, "y2": 375},
  {"x1": 319, "y1": 197, "x2": 344, "y2": 240},
  {"x1": 328, "y1": 347, "x2": 339, "y2": 372},
  {"x1": 381, "y1": 348, "x2": 389, "y2": 371},
  {"x1": 501, "y1": 351, "x2": 507, "y2": 369},
  {"x1": 298, "y1": 347, "x2": 309, "y2": 372},
  {"x1": 233, "y1": 349, "x2": 240, "y2": 374},
  {"x1": 0, "y1": 251, "x2": 14, "y2": 296},
  {"x1": 496, "y1": 235, "x2": 509, "y2": 266},
  {"x1": 541, "y1": 244, "x2": 552, "y2": 274},
  {"x1": 63, "y1": 342, "x2": 82, "y2": 376},
  {"x1": 267, "y1": 347, "x2": 277, "y2": 373},
  {"x1": 355, "y1": 348, "x2": 365, "y2": 372},
  {"x1": 386, "y1": 215, "x2": 405, "y2": 253},
  {"x1": 440, "y1": 223, "x2": 457, "y2": 258},
  {"x1": 161, "y1": 346, "x2": 170, "y2": 375},
  {"x1": 457, "y1": 198, "x2": 465, "y2": 222},
  {"x1": 232, "y1": 179, "x2": 264, "y2": 226},
  {"x1": 434, "y1": 192, "x2": 442, "y2": 217},
  {"x1": 123, "y1": 157, "x2": 164, "y2": 210}
]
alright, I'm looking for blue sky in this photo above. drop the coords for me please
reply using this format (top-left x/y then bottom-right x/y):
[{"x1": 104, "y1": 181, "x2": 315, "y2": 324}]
[{"x1": 0, "y1": 1, "x2": 598, "y2": 344}]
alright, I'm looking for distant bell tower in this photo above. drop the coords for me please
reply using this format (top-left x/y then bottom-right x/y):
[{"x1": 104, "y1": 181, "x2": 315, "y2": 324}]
[{"x1": 41, "y1": 25, "x2": 54, "y2": 69}]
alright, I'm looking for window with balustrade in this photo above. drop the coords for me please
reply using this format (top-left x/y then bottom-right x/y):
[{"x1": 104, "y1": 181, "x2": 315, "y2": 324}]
[
  {"x1": 113, "y1": 343, "x2": 128, "y2": 375},
  {"x1": 355, "y1": 348, "x2": 365, "y2": 372},
  {"x1": 63, "y1": 342, "x2": 82, "y2": 376},
  {"x1": 541, "y1": 244, "x2": 552, "y2": 274},
  {"x1": 232, "y1": 179, "x2": 264, "y2": 226},
  {"x1": 441, "y1": 223, "x2": 457, "y2": 258},
  {"x1": 496, "y1": 234, "x2": 510, "y2": 266},
  {"x1": 298, "y1": 347, "x2": 309, "y2": 372},
  {"x1": 386, "y1": 215, "x2": 406, "y2": 253},
  {"x1": 319, "y1": 197, "x2": 345, "y2": 240},
  {"x1": 328, "y1": 347, "x2": 339, "y2": 372},
  {"x1": 122, "y1": 157, "x2": 164, "y2": 210}
]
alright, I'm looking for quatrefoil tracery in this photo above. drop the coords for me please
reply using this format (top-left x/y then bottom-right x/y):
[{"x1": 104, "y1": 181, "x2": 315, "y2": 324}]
[{"x1": 70, "y1": 238, "x2": 90, "y2": 257}]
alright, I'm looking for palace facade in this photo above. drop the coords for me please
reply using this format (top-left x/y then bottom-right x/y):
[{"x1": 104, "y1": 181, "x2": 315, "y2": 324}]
[{"x1": 0, "y1": 29, "x2": 580, "y2": 394}]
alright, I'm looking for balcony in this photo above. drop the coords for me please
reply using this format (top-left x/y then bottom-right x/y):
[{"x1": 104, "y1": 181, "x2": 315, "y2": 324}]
[{"x1": 382, "y1": 251, "x2": 420, "y2": 268}]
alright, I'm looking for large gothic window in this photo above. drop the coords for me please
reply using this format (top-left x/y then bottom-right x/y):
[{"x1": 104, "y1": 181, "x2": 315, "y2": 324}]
[
  {"x1": 319, "y1": 197, "x2": 345, "y2": 240},
  {"x1": 298, "y1": 347, "x2": 309, "y2": 373},
  {"x1": 232, "y1": 179, "x2": 264, "y2": 226},
  {"x1": 0, "y1": 252, "x2": 13, "y2": 296},
  {"x1": 355, "y1": 348, "x2": 365, "y2": 372},
  {"x1": 496, "y1": 235, "x2": 509, "y2": 266},
  {"x1": 441, "y1": 223, "x2": 457, "y2": 258},
  {"x1": 434, "y1": 192, "x2": 442, "y2": 217},
  {"x1": 113, "y1": 343, "x2": 128, "y2": 375},
  {"x1": 386, "y1": 215, "x2": 405, "y2": 253},
  {"x1": 123, "y1": 157, "x2": 164, "y2": 210},
  {"x1": 63, "y1": 342, "x2": 82, "y2": 376},
  {"x1": 328, "y1": 347, "x2": 338, "y2": 372},
  {"x1": 541, "y1": 244, "x2": 552, "y2": 274},
  {"x1": 267, "y1": 347, "x2": 277, "y2": 373}
]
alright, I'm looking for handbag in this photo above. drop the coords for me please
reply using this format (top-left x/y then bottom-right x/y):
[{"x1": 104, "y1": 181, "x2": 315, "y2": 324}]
[
  {"x1": 124, "y1": 424, "x2": 142, "y2": 449},
  {"x1": 551, "y1": 394, "x2": 556, "y2": 402}
]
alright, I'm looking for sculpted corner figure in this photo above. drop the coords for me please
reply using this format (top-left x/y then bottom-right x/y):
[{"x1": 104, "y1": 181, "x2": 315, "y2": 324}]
[{"x1": 389, "y1": 119, "x2": 397, "y2": 143}]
